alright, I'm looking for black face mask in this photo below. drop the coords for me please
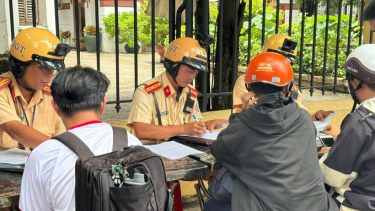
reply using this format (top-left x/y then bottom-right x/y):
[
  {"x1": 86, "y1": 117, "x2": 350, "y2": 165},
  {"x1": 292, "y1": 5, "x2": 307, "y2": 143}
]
[{"x1": 347, "y1": 73, "x2": 363, "y2": 105}]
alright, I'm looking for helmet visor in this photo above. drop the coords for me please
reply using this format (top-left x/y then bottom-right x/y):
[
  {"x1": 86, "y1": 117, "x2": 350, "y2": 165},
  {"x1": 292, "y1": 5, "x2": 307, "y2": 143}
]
[
  {"x1": 182, "y1": 57, "x2": 207, "y2": 72},
  {"x1": 32, "y1": 54, "x2": 65, "y2": 71}
]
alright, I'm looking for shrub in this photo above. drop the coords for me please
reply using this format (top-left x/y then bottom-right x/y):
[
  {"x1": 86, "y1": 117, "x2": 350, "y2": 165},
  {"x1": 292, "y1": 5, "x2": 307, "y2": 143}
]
[{"x1": 83, "y1": 25, "x2": 102, "y2": 35}]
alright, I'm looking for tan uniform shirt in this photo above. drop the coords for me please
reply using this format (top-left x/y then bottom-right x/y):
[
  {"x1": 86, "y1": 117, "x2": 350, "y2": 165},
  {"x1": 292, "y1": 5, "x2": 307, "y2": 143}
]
[
  {"x1": 232, "y1": 74, "x2": 307, "y2": 112},
  {"x1": 127, "y1": 71, "x2": 203, "y2": 142},
  {"x1": 0, "y1": 72, "x2": 65, "y2": 149}
]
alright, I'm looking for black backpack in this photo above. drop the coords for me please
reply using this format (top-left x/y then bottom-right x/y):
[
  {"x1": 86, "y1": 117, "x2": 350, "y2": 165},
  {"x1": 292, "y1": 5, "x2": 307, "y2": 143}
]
[{"x1": 53, "y1": 126, "x2": 173, "y2": 211}]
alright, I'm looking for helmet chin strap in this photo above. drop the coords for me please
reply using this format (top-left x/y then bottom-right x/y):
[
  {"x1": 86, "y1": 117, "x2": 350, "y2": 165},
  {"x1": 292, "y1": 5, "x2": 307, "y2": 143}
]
[
  {"x1": 349, "y1": 80, "x2": 363, "y2": 113},
  {"x1": 16, "y1": 79, "x2": 35, "y2": 92}
]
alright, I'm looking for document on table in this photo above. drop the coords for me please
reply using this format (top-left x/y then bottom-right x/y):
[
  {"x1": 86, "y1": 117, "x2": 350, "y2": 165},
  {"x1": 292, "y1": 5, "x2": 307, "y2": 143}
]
[
  {"x1": 144, "y1": 141, "x2": 205, "y2": 160},
  {"x1": 314, "y1": 111, "x2": 338, "y2": 135},
  {"x1": 0, "y1": 148, "x2": 30, "y2": 168},
  {"x1": 179, "y1": 130, "x2": 221, "y2": 140}
]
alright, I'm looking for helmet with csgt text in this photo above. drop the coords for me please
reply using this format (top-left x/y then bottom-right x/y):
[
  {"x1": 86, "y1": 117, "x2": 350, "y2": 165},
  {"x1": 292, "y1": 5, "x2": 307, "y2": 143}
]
[
  {"x1": 163, "y1": 37, "x2": 208, "y2": 81},
  {"x1": 245, "y1": 52, "x2": 293, "y2": 87},
  {"x1": 344, "y1": 44, "x2": 375, "y2": 84},
  {"x1": 9, "y1": 27, "x2": 70, "y2": 79},
  {"x1": 261, "y1": 34, "x2": 298, "y2": 64}
]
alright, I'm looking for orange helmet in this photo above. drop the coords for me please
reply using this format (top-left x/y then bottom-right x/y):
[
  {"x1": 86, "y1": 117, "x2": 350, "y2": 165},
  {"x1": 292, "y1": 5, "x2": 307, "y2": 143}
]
[
  {"x1": 261, "y1": 34, "x2": 298, "y2": 64},
  {"x1": 245, "y1": 52, "x2": 293, "y2": 87},
  {"x1": 163, "y1": 37, "x2": 207, "y2": 80},
  {"x1": 9, "y1": 27, "x2": 70, "y2": 79}
]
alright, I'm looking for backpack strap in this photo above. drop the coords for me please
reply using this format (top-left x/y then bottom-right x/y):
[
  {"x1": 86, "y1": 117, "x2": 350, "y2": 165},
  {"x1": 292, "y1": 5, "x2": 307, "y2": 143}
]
[
  {"x1": 53, "y1": 132, "x2": 95, "y2": 157},
  {"x1": 112, "y1": 126, "x2": 128, "y2": 150}
]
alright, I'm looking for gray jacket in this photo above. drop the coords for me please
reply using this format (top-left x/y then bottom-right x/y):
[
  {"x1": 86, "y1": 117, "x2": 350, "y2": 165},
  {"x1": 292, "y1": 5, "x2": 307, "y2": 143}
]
[{"x1": 212, "y1": 92, "x2": 339, "y2": 211}]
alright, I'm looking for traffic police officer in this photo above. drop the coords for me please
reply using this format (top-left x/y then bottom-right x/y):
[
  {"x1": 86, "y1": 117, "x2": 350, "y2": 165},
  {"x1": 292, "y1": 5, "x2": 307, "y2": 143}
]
[
  {"x1": 127, "y1": 37, "x2": 227, "y2": 143},
  {"x1": 0, "y1": 27, "x2": 70, "y2": 150}
]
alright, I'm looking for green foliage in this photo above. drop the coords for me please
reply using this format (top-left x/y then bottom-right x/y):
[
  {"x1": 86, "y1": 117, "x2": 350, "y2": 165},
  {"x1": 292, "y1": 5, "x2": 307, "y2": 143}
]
[
  {"x1": 72, "y1": 36, "x2": 85, "y2": 43},
  {"x1": 295, "y1": 0, "x2": 362, "y2": 12},
  {"x1": 83, "y1": 25, "x2": 102, "y2": 35}
]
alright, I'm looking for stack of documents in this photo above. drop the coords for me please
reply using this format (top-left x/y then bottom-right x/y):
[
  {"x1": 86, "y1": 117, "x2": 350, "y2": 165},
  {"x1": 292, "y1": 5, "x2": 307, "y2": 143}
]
[
  {"x1": 0, "y1": 148, "x2": 30, "y2": 170},
  {"x1": 314, "y1": 111, "x2": 337, "y2": 137},
  {"x1": 144, "y1": 141, "x2": 205, "y2": 160}
]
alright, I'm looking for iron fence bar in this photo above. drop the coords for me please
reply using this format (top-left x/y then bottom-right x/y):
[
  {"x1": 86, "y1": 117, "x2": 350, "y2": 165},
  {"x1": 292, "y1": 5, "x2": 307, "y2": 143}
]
[
  {"x1": 176, "y1": 1, "x2": 186, "y2": 38},
  {"x1": 169, "y1": 0, "x2": 176, "y2": 43},
  {"x1": 8, "y1": 0, "x2": 15, "y2": 40},
  {"x1": 95, "y1": 0, "x2": 100, "y2": 72},
  {"x1": 232, "y1": 0, "x2": 238, "y2": 89},
  {"x1": 218, "y1": 0, "x2": 223, "y2": 93},
  {"x1": 74, "y1": 0, "x2": 80, "y2": 65},
  {"x1": 358, "y1": 0, "x2": 365, "y2": 45},
  {"x1": 344, "y1": 4, "x2": 347, "y2": 15},
  {"x1": 261, "y1": 0, "x2": 266, "y2": 45},
  {"x1": 322, "y1": 0, "x2": 330, "y2": 95},
  {"x1": 298, "y1": 0, "x2": 306, "y2": 91},
  {"x1": 333, "y1": 0, "x2": 342, "y2": 95},
  {"x1": 186, "y1": 0, "x2": 193, "y2": 37},
  {"x1": 134, "y1": 0, "x2": 138, "y2": 88},
  {"x1": 300, "y1": 84, "x2": 345, "y2": 89},
  {"x1": 54, "y1": 0, "x2": 59, "y2": 38},
  {"x1": 115, "y1": 0, "x2": 121, "y2": 112},
  {"x1": 247, "y1": 0, "x2": 252, "y2": 64},
  {"x1": 346, "y1": 0, "x2": 354, "y2": 56},
  {"x1": 197, "y1": 92, "x2": 233, "y2": 97},
  {"x1": 310, "y1": 0, "x2": 318, "y2": 96},
  {"x1": 202, "y1": 0, "x2": 209, "y2": 112},
  {"x1": 32, "y1": 0, "x2": 36, "y2": 27},
  {"x1": 107, "y1": 100, "x2": 133, "y2": 104},
  {"x1": 276, "y1": 0, "x2": 279, "y2": 34},
  {"x1": 152, "y1": 0, "x2": 156, "y2": 78},
  {"x1": 370, "y1": 31, "x2": 373, "y2": 43},
  {"x1": 288, "y1": 0, "x2": 293, "y2": 36}
]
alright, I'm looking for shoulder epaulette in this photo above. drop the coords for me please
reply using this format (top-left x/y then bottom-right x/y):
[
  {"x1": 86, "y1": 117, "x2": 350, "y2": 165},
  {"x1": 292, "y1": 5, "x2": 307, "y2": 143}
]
[
  {"x1": 189, "y1": 86, "x2": 198, "y2": 98},
  {"x1": 42, "y1": 86, "x2": 51, "y2": 94},
  {"x1": 144, "y1": 81, "x2": 162, "y2": 94},
  {"x1": 0, "y1": 77, "x2": 11, "y2": 90},
  {"x1": 292, "y1": 85, "x2": 299, "y2": 93}
]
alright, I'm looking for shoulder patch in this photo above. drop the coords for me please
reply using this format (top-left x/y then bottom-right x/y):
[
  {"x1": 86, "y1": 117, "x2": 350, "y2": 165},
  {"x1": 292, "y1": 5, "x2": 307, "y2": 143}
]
[
  {"x1": 190, "y1": 87, "x2": 198, "y2": 98},
  {"x1": 0, "y1": 77, "x2": 11, "y2": 90},
  {"x1": 145, "y1": 81, "x2": 162, "y2": 94},
  {"x1": 42, "y1": 86, "x2": 51, "y2": 94}
]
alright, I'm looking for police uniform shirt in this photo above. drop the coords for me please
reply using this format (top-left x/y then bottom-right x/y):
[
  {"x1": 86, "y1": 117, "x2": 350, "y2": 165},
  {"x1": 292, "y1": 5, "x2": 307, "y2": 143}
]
[
  {"x1": 232, "y1": 73, "x2": 307, "y2": 112},
  {"x1": 0, "y1": 71, "x2": 65, "y2": 149},
  {"x1": 127, "y1": 71, "x2": 203, "y2": 131}
]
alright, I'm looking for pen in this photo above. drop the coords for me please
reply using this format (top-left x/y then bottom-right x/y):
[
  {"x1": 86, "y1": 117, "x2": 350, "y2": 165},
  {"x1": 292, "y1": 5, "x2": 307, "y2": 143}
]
[{"x1": 192, "y1": 114, "x2": 198, "y2": 121}]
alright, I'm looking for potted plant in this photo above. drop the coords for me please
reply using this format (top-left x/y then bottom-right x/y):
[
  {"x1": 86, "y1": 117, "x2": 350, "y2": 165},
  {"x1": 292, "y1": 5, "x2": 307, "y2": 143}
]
[
  {"x1": 103, "y1": 12, "x2": 150, "y2": 54},
  {"x1": 72, "y1": 36, "x2": 86, "y2": 51},
  {"x1": 83, "y1": 25, "x2": 102, "y2": 53},
  {"x1": 60, "y1": 30, "x2": 71, "y2": 45}
]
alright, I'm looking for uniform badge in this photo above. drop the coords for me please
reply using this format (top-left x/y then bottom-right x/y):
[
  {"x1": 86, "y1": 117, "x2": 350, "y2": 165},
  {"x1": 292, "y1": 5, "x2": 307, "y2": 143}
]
[
  {"x1": 195, "y1": 104, "x2": 200, "y2": 112},
  {"x1": 164, "y1": 86, "x2": 171, "y2": 97},
  {"x1": 42, "y1": 86, "x2": 51, "y2": 94},
  {"x1": 292, "y1": 85, "x2": 300, "y2": 92},
  {"x1": 0, "y1": 77, "x2": 11, "y2": 90},
  {"x1": 160, "y1": 111, "x2": 169, "y2": 117},
  {"x1": 145, "y1": 81, "x2": 162, "y2": 94}
]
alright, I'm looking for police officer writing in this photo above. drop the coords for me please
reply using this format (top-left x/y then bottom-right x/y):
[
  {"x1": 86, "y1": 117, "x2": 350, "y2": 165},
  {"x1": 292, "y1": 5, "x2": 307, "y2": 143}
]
[
  {"x1": 127, "y1": 37, "x2": 228, "y2": 143},
  {"x1": 0, "y1": 27, "x2": 70, "y2": 150}
]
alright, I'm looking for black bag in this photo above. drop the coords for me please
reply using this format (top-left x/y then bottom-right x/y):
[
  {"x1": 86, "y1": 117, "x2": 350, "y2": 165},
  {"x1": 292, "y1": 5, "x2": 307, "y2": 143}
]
[{"x1": 53, "y1": 126, "x2": 173, "y2": 211}]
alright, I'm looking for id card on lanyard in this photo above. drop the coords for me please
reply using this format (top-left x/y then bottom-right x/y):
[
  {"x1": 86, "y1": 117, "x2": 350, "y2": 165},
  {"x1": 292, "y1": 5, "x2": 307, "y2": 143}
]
[{"x1": 18, "y1": 97, "x2": 36, "y2": 128}]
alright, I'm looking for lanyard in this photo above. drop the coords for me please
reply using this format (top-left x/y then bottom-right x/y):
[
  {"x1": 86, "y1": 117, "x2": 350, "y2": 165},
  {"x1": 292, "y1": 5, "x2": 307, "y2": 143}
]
[{"x1": 18, "y1": 97, "x2": 36, "y2": 127}]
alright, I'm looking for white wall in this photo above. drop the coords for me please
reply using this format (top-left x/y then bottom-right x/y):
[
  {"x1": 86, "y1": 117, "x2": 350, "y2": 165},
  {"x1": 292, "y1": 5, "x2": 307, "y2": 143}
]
[
  {"x1": 0, "y1": 0, "x2": 19, "y2": 54},
  {"x1": 284, "y1": 9, "x2": 300, "y2": 24}
]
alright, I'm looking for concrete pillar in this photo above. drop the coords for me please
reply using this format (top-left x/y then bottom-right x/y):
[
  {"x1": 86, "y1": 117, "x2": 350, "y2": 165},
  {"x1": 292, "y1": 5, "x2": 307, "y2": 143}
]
[{"x1": 363, "y1": 0, "x2": 375, "y2": 44}]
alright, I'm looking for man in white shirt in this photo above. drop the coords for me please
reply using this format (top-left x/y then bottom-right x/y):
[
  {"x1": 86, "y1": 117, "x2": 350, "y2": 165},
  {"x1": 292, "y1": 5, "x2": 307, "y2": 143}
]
[{"x1": 19, "y1": 66, "x2": 142, "y2": 211}]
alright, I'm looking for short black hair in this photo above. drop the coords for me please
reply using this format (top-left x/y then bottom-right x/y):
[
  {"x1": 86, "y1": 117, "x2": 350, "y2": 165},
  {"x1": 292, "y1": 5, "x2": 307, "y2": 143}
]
[
  {"x1": 250, "y1": 82, "x2": 285, "y2": 97},
  {"x1": 51, "y1": 66, "x2": 110, "y2": 117},
  {"x1": 364, "y1": 0, "x2": 375, "y2": 21}
]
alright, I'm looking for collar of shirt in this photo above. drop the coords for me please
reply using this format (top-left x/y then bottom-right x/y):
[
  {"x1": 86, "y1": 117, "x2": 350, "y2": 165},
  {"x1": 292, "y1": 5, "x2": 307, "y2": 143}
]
[
  {"x1": 68, "y1": 120, "x2": 103, "y2": 130},
  {"x1": 4, "y1": 72, "x2": 44, "y2": 107},
  {"x1": 161, "y1": 71, "x2": 190, "y2": 101},
  {"x1": 359, "y1": 96, "x2": 375, "y2": 107}
]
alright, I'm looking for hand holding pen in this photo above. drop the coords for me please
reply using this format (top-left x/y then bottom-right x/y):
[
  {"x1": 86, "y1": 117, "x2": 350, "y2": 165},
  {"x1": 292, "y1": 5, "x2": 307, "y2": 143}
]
[{"x1": 182, "y1": 114, "x2": 207, "y2": 137}]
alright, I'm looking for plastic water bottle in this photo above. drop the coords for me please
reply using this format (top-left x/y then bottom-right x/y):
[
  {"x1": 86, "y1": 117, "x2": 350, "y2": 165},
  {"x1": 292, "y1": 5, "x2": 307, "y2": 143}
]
[{"x1": 124, "y1": 173, "x2": 146, "y2": 186}]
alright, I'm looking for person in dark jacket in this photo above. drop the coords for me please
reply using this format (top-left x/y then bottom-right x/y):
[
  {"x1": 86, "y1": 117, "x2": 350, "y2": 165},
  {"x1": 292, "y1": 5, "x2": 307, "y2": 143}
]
[
  {"x1": 320, "y1": 44, "x2": 375, "y2": 211},
  {"x1": 205, "y1": 52, "x2": 339, "y2": 211}
]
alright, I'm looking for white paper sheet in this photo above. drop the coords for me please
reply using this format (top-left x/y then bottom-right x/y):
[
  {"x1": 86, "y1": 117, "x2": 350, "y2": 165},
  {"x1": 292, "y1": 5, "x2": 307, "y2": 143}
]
[
  {"x1": 144, "y1": 141, "x2": 205, "y2": 160},
  {"x1": 314, "y1": 111, "x2": 338, "y2": 133},
  {"x1": 0, "y1": 148, "x2": 30, "y2": 166},
  {"x1": 179, "y1": 130, "x2": 221, "y2": 140}
]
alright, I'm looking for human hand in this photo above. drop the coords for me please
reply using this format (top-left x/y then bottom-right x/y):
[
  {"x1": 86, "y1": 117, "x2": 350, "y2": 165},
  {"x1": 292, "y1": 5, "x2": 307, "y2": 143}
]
[
  {"x1": 183, "y1": 121, "x2": 207, "y2": 137},
  {"x1": 205, "y1": 119, "x2": 230, "y2": 133},
  {"x1": 318, "y1": 147, "x2": 331, "y2": 154},
  {"x1": 322, "y1": 124, "x2": 340, "y2": 138},
  {"x1": 240, "y1": 91, "x2": 258, "y2": 110},
  {"x1": 315, "y1": 110, "x2": 334, "y2": 121}
]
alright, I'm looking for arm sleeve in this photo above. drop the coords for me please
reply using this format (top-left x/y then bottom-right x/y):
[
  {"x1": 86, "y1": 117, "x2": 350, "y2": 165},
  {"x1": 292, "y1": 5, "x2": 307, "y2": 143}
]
[
  {"x1": 0, "y1": 90, "x2": 20, "y2": 125},
  {"x1": 127, "y1": 87, "x2": 154, "y2": 127}
]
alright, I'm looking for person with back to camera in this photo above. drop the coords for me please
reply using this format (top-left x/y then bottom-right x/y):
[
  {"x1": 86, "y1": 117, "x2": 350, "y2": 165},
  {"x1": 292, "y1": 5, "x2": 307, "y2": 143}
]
[
  {"x1": 204, "y1": 52, "x2": 339, "y2": 211},
  {"x1": 232, "y1": 34, "x2": 334, "y2": 121},
  {"x1": 319, "y1": 44, "x2": 375, "y2": 211},
  {"x1": 0, "y1": 27, "x2": 70, "y2": 150},
  {"x1": 19, "y1": 65, "x2": 142, "y2": 211}
]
